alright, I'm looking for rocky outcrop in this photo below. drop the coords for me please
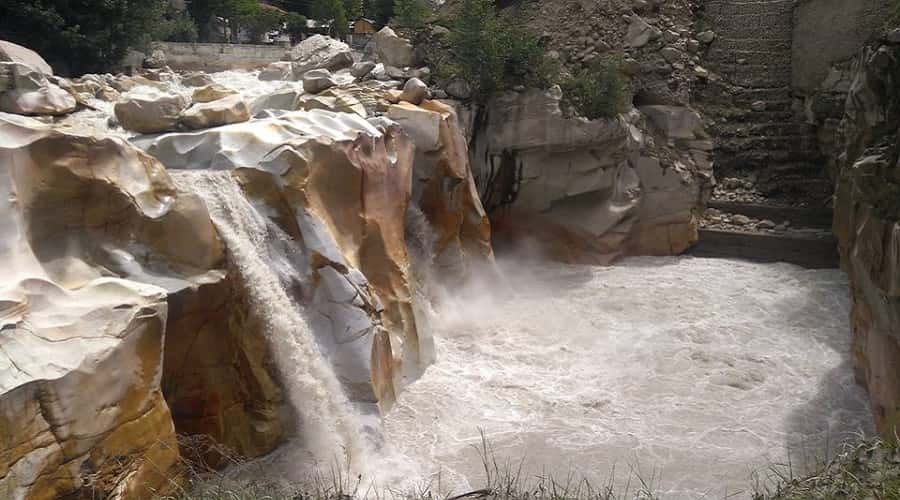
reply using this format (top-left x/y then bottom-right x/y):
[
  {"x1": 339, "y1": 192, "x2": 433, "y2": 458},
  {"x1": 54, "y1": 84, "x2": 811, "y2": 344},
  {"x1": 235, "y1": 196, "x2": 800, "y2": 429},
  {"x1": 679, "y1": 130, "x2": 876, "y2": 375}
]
[
  {"x1": 0, "y1": 113, "x2": 216, "y2": 499},
  {"x1": 387, "y1": 100, "x2": 495, "y2": 280},
  {"x1": 825, "y1": 38, "x2": 900, "y2": 439},
  {"x1": 471, "y1": 88, "x2": 711, "y2": 263},
  {"x1": 141, "y1": 109, "x2": 432, "y2": 400}
]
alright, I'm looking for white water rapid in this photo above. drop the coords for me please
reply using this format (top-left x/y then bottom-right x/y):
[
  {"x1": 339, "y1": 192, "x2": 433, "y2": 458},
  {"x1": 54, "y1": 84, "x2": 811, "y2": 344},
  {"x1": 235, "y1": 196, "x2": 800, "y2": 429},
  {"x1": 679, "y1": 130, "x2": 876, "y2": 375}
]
[
  {"x1": 383, "y1": 257, "x2": 874, "y2": 499},
  {"x1": 169, "y1": 170, "x2": 381, "y2": 473}
]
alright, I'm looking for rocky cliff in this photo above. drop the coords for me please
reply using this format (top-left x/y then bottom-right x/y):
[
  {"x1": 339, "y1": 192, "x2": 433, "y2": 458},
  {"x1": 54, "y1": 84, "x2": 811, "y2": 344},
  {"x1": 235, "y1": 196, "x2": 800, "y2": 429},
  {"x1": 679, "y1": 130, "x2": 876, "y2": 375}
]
[{"x1": 813, "y1": 34, "x2": 900, "y2": 438}]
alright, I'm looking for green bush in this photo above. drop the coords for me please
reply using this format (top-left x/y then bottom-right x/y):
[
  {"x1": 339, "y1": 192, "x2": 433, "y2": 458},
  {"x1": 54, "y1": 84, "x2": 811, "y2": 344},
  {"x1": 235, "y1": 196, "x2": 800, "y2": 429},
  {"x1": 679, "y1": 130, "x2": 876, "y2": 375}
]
[
  {"x1": 561, "y1": 56, "x2": 628, "y2": 120},
  {"x1": 440, "y1": 0, "x2": 556, "y2": 101}
]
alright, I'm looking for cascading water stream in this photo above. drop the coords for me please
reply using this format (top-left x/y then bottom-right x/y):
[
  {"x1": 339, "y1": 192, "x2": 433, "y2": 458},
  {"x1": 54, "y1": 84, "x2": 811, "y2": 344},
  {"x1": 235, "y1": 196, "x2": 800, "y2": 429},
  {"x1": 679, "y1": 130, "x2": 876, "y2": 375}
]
[{"x1": 169, "y1": 170, "x2": 378, "y2": 472}]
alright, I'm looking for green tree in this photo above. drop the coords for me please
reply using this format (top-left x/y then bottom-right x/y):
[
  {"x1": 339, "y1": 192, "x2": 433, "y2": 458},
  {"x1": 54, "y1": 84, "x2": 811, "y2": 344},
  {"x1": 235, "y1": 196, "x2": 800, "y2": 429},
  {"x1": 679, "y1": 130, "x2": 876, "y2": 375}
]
[
  {"x1": 312, "y1": 0, "x2": 348, "y2": 37},
  {"x1": 286, "y1": 12, "x2": 308, "y2": 42},
  {"x1": 373, "y1": 0, "x2": 394, "y2": 26},
  {"x1": 394, "y1": 0, "x2": 428, "y2": 28},
  {"x1": 440, "y1": 0, "x2": 556, "y2": 101},
  {"x1": 240, "y1": 5, "x2": 285, "y2": 43},
  {"x1": 343, "y1": 0, "x2": 364, "y2": 20},
  {"x1": 158, "y1": 4, "x2": 200, "y2": 42},
  {"x1": 0, "y1": 0, "x2": 169, "y2": 74}
]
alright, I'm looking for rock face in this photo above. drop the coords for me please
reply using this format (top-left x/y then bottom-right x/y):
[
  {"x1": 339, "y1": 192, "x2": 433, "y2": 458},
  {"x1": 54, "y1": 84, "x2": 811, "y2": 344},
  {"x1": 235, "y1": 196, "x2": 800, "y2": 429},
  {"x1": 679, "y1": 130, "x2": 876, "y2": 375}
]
[
  {"x1": 115, "y1": 92, "x2": 189, "y2": 134},
  {"x1": 387, "y1": 101, "x2": 495, "y2": 280},
  {"x1": 471, "y1": 88, "x2": 711, "y2": 263},
  {"x1": 0, "y1": 113, "x2": 216, "y2": 499},
  {"x1": 0, "y1": 62, "x2": 76, "y2": 116},
  {"x1": 825, "y1": 39, "x2": 900, "y2": 439},
  {"x1": 290, "y1": 35, "x2": 353, "y2": 76},
  {"x1": 141, "y1": 109, "x2": 433, "y2": 400},
  {"x1": 374, "y1": 27, "x2": 417, "y2": 68}
]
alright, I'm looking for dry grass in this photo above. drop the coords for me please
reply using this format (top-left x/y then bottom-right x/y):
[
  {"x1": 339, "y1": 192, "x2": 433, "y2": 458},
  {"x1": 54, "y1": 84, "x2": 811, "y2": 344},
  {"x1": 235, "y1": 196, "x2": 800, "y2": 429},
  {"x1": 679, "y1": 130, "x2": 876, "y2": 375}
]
[{"x1": 158, "y1": 433, "x2": 900, "y2": 500}]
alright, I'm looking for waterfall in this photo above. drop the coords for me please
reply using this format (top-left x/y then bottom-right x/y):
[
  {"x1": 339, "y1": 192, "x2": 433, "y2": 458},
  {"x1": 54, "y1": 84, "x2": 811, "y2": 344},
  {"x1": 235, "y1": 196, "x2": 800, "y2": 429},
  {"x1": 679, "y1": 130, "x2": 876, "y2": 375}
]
[{"x1": 170, "y1": 170, "x2": 375, "y2": 470}]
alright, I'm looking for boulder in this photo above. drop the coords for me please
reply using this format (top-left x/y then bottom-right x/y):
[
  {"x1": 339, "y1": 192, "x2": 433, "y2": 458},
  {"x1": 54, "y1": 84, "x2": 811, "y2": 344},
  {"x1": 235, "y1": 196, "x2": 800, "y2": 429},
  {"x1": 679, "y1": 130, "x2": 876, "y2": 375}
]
[
  {"x1": 624, "y1": 15, "x2": 659, "y2": 48},
  {"x1": 289, "y1": 35, "x2": 353, "y2": 76},
  {"x1": 143, "y1": 49, "x2": 167, "y2": 69},
  {"x1": 351, "y1": 61, "x2": 377, "y2": 79},
  {"x1": 374, "y1": 27, "x2": 417, "y2": 68},
  {"x1": 302, "y1": 68, "x2": 338, "y2": 94},
  {"x1": 180, "y1": 94, "x2": 250, "y2": 130},
  {"x1": 399, "y1": 77, "x2": 429, "y2": 105},
  {"x1": 0, "y1": 62, "x2": 76, "y2": 116},
  {"x1": 250, "y1": 88, "x2": 304, "y2": 115},
  {"x1": 192, "y1": 83, "x2": 238, "y2": 103},
  {"x1": 114, "y1": 92, "x2": 189, "y2": 134},
  {"x1": 0, "y1": 40, "x2": 53, "y2": 75},
  {"x1": 445, "y1": 79, "x2": 472, "y2": 100},
  {"x1": 181, "y1": 72, "x2": 215, "y2": 87},
  {"x1": 258, "y1": 61, "x2": 294, "y2": 81}
]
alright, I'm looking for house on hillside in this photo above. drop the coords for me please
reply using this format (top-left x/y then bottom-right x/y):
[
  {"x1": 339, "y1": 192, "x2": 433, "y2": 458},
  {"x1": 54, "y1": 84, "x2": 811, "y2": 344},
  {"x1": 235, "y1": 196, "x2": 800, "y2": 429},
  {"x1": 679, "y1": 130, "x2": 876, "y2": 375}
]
[{"x1": 348, "y1": 18, "x2": 376, "y2": 49}]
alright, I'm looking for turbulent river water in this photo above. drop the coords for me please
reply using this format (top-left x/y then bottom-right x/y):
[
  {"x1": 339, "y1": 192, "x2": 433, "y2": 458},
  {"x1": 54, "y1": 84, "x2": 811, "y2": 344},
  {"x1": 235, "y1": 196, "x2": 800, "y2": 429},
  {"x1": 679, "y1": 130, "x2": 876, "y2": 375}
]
[
  {"x1": 121, "y1": 70, "x2": 874, "y2": 499},
  {"x1": 384, "y1": 257, "x2": 874, "y2": 499}
]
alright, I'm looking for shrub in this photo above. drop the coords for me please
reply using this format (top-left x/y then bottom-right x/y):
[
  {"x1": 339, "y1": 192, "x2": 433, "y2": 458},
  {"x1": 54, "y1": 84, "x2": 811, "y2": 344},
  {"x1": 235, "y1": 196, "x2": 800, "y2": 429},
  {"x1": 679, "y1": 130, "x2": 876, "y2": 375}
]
[
  {"x1": 440, "y1": 0, "x2": 556, "y2": 101},
  {"x1": 561, "y1": 56, "x2": 628, "y2": 120}
]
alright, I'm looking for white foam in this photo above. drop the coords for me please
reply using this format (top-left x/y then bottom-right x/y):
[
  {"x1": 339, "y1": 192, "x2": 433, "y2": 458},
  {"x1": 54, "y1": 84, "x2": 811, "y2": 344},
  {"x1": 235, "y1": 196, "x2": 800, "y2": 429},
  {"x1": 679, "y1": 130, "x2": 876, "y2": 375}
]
[{"x1": 383, "y1": 256, "x2": 873, "y2": 499}]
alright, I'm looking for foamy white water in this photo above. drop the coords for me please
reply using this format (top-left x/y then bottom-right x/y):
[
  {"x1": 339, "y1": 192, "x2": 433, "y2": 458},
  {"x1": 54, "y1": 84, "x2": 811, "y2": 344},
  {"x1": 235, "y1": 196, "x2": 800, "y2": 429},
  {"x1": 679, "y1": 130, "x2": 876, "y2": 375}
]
[
  {"x1": 384, "y1": 257, "x2": 873, "y2": 499},
  {"x1": 170, "y1": 170, "x2": 379, "y2": 471}
]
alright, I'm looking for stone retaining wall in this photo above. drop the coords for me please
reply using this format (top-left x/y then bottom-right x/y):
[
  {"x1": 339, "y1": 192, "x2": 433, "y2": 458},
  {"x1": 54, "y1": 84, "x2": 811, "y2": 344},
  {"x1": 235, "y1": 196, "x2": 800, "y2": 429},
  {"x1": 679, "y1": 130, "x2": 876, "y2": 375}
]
[{"x1": 151, "y1": 41, "x2": 288, "y2": 72}]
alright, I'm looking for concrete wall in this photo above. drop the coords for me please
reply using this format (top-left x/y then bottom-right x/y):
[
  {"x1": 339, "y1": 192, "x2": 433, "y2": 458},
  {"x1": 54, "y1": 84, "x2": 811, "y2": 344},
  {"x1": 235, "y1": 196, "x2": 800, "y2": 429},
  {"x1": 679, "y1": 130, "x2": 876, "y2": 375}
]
[
  {"x1": 151, "y1": 41, "x2": 288, "y2": 72},
  {"x1": 792, "y1": 0, "x2": 890, "y2": 94}
]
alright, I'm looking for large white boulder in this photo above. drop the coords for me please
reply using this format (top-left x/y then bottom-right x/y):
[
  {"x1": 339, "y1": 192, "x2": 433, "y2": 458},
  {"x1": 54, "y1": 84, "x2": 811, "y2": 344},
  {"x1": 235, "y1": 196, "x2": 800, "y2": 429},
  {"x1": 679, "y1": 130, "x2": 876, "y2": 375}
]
[
  {"x1": 290, "y1": 35, "x2": 353, "y2": 76},
  {"x1": 0, "y1": 62, "x2": 75, "y2": 116},
  {"x1": 374, "y1": 27, "x2": 417, "y2": 68},
  {"x1": 0, "y1": 40, "x2": 53, "y2": 75},
  {"x1": 302, "y1": 68, "x2": 338, "y2": 94},
  {"x1": 114, "y1": 92, "x2": 189, "y2": 134},
  {"x1": 180, "y1": 94, "x2": 250, "y2": 130}
]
